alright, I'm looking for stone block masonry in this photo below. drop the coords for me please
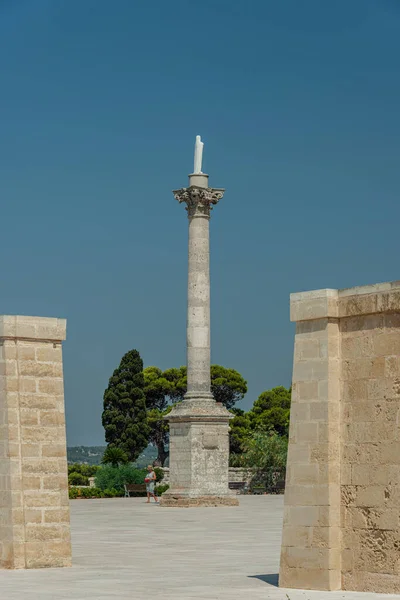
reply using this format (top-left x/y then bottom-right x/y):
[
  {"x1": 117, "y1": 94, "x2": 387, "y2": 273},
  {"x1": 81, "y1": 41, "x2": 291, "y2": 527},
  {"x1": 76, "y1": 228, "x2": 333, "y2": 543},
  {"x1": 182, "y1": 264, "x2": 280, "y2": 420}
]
[
  {"x1": 0, "y1": 316, "x2": 71, "y2": 569},
  {"x1": 280, "y1": 281, "x2": 400, "y2": 593}
]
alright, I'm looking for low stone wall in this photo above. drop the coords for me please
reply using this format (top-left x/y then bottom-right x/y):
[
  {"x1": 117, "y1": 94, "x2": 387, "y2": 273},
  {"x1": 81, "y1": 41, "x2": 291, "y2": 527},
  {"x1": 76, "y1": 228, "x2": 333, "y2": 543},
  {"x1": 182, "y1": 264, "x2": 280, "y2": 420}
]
[
  {"x1": 228, "y1": 467, "x2": 253, "y2": 484},
  {"x1": 160, "y1": 467, "x2": 253, "y2": 485}
]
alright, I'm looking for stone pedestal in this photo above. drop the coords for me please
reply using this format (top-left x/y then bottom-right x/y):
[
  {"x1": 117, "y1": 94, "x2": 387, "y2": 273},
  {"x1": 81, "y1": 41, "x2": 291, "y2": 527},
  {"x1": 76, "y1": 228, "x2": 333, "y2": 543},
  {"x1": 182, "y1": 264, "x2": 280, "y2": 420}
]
[
  {"x1": 160, "y1": 401, "x2": 238, "y2": 507},
  {"x1": 160, "y1": 170, "x2": 237, "y2": 507},
  {"x1": 0, "y1": 316, "x2": 71, "y2": 569},
  {"x1": 280, "y1": 282, "x2": 400, "y2": 593}
]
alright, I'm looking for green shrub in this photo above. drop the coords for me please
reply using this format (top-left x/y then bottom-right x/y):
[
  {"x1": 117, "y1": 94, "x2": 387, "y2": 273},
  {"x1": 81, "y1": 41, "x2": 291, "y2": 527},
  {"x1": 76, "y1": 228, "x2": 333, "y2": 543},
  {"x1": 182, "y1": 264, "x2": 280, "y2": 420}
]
[
  {"x1": 69, "y1": 487, "x2": 80, "y2": 499},
  {"x1": 68, "y1": 472, "x2": 89, "y2": 486},
  {"x1": 155, "y1": 484, "x2": 169, "y2": 496},
  {"x1": 68, "y1": 463, "x2": 99, "y2": 477},
  {"x1": 82, "y1": 487, "x2": 103, "y2": 498},
  {"x1": 69, "y1": 486, "x2": 119, "y2": 499},
  {"x1": 240, "y1": 431, "x2": 288, "y2": 488},
  {"x1": 154, "y1": 467, "x2": 164, "y2": 483},
  {"x1": 95, "y1": 464, "x2": 147, "y2": 493},
  {"x1": 103, "y1": 488, "x2": 123, "y2": 498}
]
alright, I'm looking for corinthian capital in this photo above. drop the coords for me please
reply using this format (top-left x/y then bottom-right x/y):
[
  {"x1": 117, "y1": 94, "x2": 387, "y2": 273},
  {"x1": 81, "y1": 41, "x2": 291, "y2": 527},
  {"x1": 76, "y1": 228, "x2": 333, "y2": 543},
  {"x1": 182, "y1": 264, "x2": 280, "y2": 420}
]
[{"x1": 173, "y1": 186, "x2": 225, "y2": 218}]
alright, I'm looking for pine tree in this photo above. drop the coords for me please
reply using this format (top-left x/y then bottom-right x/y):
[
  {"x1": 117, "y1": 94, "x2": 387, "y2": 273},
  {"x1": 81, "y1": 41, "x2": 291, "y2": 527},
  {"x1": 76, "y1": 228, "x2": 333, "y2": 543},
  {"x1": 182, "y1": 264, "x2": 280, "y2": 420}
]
[{"x1": 102, "y1": 349, "x2": 149, "y2": 462}]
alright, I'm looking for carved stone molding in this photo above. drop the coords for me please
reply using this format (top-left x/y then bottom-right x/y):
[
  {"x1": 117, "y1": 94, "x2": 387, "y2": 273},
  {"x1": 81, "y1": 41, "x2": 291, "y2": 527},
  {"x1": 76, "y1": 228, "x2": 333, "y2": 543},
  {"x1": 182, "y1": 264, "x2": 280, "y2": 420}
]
[{"x1": 173, "y1": 186, "x2": 225, "y2": 218}]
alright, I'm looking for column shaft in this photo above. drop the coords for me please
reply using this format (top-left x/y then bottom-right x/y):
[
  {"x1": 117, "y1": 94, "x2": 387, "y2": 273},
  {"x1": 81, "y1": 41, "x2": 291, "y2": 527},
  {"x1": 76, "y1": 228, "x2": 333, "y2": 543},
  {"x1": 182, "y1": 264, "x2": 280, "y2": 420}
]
[{"x1": 186, "y1": 212, "x2": 211, "y2": 397}]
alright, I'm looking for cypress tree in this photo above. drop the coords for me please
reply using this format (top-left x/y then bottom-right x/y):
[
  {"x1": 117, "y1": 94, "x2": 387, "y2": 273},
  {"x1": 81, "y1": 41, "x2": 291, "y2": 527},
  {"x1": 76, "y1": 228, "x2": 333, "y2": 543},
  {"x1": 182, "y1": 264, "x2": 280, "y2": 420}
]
[{"x1": 102, "y1": 349, "x2": 149, "y2": 462}]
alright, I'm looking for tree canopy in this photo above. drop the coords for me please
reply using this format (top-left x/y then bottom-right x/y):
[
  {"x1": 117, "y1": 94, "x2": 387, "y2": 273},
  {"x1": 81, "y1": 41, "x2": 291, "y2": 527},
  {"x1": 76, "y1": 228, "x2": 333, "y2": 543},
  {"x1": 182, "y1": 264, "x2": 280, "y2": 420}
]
[
  {"x1": 102, "y1": 446, "x2": 129, "y2": 468},
  {"x1": 229, "y1": 408, "x2": 251, "y2": 455},
  {"x1": 143, "y1": 364, "x2": 247, "y2": 465},
  {"x1": 102, "y1": 349, "x2": 150, "y2": 462},
  {"x1": 210, "y1": 365, "x2": 248, "y2": 408},
  {"x1": 229, "y1": 386, "x2": 291, "y2": 463},
  {"x1": 156, "y1": 365, "x2": 248, "y2": 408},
  {"x1": 248, "y1": 386, "x2": 291, "y2": 436},
  {"x1": 143, "y1": 367, "x2": 182, "y2": 466}
]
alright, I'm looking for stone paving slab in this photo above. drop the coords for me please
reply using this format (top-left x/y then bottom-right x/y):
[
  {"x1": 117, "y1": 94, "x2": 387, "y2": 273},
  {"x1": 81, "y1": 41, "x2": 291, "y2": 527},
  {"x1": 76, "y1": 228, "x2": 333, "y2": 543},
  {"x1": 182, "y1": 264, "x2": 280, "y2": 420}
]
[{"x1": 0, "y1": 496, "x2": 399, "y2": 599}]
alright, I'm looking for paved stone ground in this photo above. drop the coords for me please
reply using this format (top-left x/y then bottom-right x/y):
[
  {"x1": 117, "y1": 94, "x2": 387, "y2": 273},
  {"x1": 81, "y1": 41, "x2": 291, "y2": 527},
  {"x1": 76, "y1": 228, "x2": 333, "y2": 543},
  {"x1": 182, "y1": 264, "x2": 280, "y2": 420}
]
[{"x1": 0, "y1": 496, "x2": 399, "y2": 600}]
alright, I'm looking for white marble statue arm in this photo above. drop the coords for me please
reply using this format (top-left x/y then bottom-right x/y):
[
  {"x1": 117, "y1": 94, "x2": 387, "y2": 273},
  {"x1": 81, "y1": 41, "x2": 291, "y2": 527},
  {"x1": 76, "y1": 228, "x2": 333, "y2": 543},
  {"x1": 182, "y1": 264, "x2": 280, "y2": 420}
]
[{"x1": 193, "y1": 135, "x2": 204, "y2": 174}]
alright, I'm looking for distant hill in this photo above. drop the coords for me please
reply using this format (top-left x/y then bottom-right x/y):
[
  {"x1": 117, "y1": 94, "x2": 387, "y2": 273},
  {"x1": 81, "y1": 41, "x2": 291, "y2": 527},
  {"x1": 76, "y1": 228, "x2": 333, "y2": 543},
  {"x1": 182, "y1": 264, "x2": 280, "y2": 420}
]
[
  {"x1": 133, "y1": 445, "x2": 158, "y2": 468},
  {"x1": 67, "y1": 446, "x2": 105, "y2": 465},
  {"x1": 67, "y1": 445, "x2": 158, "y2": 467}
]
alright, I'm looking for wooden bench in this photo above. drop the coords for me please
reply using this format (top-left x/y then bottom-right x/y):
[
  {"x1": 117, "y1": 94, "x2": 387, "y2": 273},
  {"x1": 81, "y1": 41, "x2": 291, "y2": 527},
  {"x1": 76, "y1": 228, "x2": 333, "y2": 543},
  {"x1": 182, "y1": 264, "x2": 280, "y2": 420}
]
[
  {"x1": 124, "y1": 483, "x2": 146, "y2": 497},
  {"x1": 228, "y1": 481, "x2": 247, "y2": 494}
]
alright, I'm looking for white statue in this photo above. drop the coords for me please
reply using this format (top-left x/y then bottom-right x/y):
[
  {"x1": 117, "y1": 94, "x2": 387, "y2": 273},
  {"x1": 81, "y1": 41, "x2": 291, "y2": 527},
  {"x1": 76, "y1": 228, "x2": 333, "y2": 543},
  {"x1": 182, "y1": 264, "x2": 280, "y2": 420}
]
[{"x1": 193, "y1": 135, "x2": 204, "y2": 174}]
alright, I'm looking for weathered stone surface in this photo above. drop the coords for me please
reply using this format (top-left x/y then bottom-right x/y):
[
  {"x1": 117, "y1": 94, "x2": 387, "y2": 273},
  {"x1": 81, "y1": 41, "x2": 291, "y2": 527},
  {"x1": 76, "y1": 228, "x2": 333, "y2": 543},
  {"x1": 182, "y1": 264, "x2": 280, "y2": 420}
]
[
  {"x1": 280, "y1": 281, "x2": 400, "y2": 593},
  {"x1": 0, "y1": 315, "x2": 71, "y2": 569},
  {"x1": 162, "y1": 406, "x2": 236, "y2": 503}
]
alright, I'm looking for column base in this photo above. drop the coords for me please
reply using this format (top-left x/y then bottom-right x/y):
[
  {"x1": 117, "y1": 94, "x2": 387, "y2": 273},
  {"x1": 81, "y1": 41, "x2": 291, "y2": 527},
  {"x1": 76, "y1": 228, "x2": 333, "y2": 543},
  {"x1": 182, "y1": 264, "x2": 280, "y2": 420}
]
[
  {"x1": 184, "y1": 391, "x2": 214, "y2": 401},
  {"x1": 160, "y1": 493, "x2": 239, "y2": 507},
  {"x1": 164, "y1": 401, "x2": 234, "y2": 505},
  {"x1": 166, "y1": 398, "x2": 231, "y2": 419}
]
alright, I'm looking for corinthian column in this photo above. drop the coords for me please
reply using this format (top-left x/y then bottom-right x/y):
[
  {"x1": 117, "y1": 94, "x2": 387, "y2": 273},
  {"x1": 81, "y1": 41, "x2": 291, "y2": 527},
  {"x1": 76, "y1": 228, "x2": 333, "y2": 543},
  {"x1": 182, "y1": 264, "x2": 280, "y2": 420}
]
[
  {"x1": 160, "y1": 140, "x2": 238, "y2": 508},
  {"x1": 176, "y1": 178, "x2": 224, "y2": 401}
]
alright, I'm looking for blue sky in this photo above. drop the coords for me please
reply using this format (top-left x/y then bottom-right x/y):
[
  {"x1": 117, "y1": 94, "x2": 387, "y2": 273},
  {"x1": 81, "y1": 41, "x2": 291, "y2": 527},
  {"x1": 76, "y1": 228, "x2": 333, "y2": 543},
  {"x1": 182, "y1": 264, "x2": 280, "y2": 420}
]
[{"x1": 1, "y1": 0, "x2": 400, "y2": 445}]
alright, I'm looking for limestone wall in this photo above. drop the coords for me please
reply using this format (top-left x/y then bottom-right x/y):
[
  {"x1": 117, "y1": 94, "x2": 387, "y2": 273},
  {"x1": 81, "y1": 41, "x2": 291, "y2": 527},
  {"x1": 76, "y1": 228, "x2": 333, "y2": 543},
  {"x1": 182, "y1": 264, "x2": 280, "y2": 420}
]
[
  {"x1": 160, "y1": 466, "x2": 253, "y2": 486},
  {"x1": 0, "y1": 316, "x2": 71, "y2": 569},
  {"x1": 280, "y1": 282, "x2": 400, "y2": 594},
  {"x1": 341, "y1": 310, "x2": 400, "y2": 592}
]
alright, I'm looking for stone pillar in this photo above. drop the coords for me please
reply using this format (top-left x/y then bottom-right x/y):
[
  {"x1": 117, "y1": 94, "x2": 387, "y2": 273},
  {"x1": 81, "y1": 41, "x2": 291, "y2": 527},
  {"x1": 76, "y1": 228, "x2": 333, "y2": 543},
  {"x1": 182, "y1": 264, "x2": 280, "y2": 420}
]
[
  {"x1": 280, "y1": 290, "x2": 341, "y2": 590},
  {"x1": 0, "y1": 315, "x2": 71, "y2": 569},
  {"x1": 186, "y1": 178, "x2": 213, "y2": 400},
  {"x1": 280, "y1": 282, "x2": 400, "y2": 594},
  {"x1": 160, "y1": 173, "x2": 238, "y2": 507}
]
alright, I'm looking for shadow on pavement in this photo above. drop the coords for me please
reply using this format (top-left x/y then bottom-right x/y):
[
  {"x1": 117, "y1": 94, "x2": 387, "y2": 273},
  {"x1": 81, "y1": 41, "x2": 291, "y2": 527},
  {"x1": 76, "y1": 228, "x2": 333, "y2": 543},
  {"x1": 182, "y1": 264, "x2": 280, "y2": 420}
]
[{"x1": 248, "y1": 573, "x2": 279, "y2": 587}]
